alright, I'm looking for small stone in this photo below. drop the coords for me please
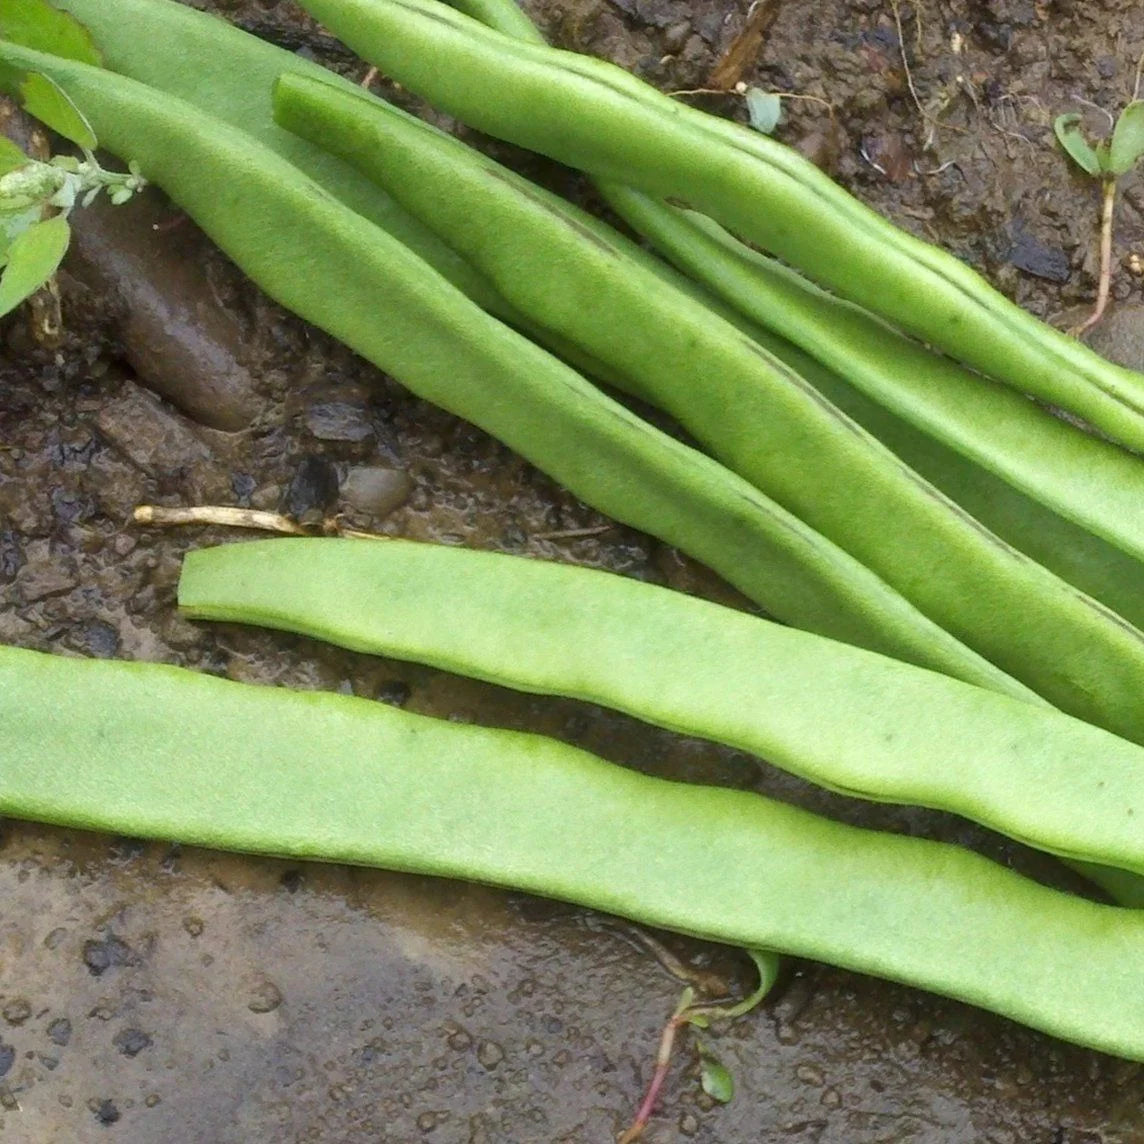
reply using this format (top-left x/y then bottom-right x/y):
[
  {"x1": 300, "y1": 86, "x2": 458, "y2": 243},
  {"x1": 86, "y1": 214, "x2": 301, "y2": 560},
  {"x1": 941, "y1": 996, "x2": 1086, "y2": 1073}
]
[
  {"x1": 678, "y1": 1111, "x2": 700, "y2": 1136},
  {"x1": 2, "y1": 999, "x2": 32, "y2": 1026},
  {"x1": 247, "y1": 978, "x2": 283, "y2": 1014},
  {"x1": 92, "y1": 1098, "x2": 120, "y2": 1125},
  {"x1": 662, "y1": 20, "x2": 691, "y2": 52},
  {"x1": 43, "y1": 927, "x2": 68, "y2": 950},
  {"x1": 280, "y1": 455, "x2": 339, "y2": 523},
  {"x1": 82, "y1": 934, "x2": 138, "y2": 977},
  {"x1": 341, "y1": 466, "x2": 413, "y2": 517},
  {"x1": 795, "y1": 1063, "x2": 825, "y2": 1086},
  {"x1": 182, "y1": 917, "x2": 204, "y2": 938},
  {"x1": 476, "y1": 1040, "x2": 505, "y2": 1069},
  {"x1": 304, "y1": 400, "x2": 375, "y2": 443},
  {"x1": 77, "y1": 620, "x2": 120, "y2": 658},
  {"x1": 46, "y1": 1018, "x2": 72, "y2": 1047},
  {"x1": 112, "y1": 1028, "x2": 152, "y2": 1058}
]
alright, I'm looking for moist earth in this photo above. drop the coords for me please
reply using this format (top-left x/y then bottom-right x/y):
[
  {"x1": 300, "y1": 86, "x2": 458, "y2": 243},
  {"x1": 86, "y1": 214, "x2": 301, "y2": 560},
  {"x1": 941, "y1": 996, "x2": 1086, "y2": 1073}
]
[{"x1": 2, "y1": 0, "x2": 1143, "y2": 1140}]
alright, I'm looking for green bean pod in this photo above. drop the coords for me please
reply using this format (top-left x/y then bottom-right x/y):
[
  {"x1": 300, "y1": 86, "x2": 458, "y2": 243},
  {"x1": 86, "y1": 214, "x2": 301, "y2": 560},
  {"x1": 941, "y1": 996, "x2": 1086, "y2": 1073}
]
[
  {"x1": 7, "y1": 640, "x2": 1144, "y2": 1060},
  {"x1": 179, "y1": 536, "x2": 1144, "y2": 875},
  {"x1": 273, "y1": 74, "x2": 1144, "y2": 741},
  {"x1": 293, "y1": 0, "x2": 1144, "y2": 453},
  {"x1": 611, "y1": 195, "x2": 1144, "y2": 567},
  {"x1": 803, "y1": 338, "x2": 1144, "y2": 632},
  {"x1": 0, "y1": 43, "x2": 1027, "y2": 695}
]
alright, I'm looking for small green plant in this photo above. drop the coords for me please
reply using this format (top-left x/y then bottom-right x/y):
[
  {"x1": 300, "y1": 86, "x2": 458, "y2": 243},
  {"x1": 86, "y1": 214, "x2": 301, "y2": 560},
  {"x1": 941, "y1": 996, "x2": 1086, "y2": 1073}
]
[
  {"x1": 0, "y1": 65, "x2": 144, "y2": 320},
  {"x1": 1054, "y1": 100, "x2": 1144, "y2": 337},
  {"x1": 618, "y1": 949, "x2": 780, "y2": 1143}
]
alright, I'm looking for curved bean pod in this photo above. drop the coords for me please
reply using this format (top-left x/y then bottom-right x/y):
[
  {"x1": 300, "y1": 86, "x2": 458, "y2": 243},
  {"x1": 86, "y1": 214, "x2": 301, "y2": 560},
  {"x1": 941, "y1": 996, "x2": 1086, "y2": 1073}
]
[
  {"x1": 273, "y1": 75, "x2": 1144, "y2": 741},
  {"x1": 805, "y1": 337, "x2": 1144, "y2": 632},
  {"x1": 179, "y1": 536, "x2": 1144, "y2": 875},
  {"x1": 6, "y1": 640, "x2": 1144, "y2": 1060},
  {"x1": 293, "y1": 0, "x2": 1144, "y2": 452},
  {"x1": 0, "y1": 44, "x2": 1022, "y2": 694},
  {"x1": 613, "y1": 196, "x2": 1144, "y2": 568}
]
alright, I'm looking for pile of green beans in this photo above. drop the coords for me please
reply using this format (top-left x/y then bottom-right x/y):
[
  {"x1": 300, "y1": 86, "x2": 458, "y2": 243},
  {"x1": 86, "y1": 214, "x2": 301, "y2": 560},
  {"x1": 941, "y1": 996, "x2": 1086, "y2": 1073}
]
[
  {"x1": 4, "y1": 39, "x2": 1028, "y2": 692},
  {"x1": 292, "y1": 0, "x2": 1144, "y2": 454},
  {"x1": 400, "y1": 0, "x2": 1144, "y2": 634},
  {"x1": 28, "y1": 2, "x2": 1144, "y2": 707},
  {"x1": 272, "y1": 73, "x2": 1144, "y2": 744},
  {"x1": 7, "y1": 639, "x2": 1144, "y2": 1062},
  {"x1": 178, "y1": 537, "x2": 1144, "y2": 877},
  {"x1": 432, "y1": 0, "x2": 1144, "y2": 632},
  {"x1": 10, "y1": 0, "x2": 1144, "y2": 1060}
]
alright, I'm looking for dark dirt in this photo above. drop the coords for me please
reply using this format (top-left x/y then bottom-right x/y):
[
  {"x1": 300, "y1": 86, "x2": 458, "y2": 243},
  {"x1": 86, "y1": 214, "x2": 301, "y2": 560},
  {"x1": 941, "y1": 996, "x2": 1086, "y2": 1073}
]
[{"x1": 2, "y1": 0, "x2": 1144, "y2": 1140}]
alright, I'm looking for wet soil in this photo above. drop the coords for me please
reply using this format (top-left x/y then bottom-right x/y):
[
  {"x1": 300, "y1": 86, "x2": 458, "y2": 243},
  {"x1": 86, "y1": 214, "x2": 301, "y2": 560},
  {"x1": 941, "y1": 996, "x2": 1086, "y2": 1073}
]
[{"x1": 2, "y1": 0, "x2": 1144, "y2": 1140}]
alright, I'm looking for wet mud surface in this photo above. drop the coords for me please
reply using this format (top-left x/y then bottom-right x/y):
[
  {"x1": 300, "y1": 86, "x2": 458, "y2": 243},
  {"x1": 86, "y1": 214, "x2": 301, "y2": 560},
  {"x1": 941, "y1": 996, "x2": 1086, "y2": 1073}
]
[{"x1": 3, "y1": 0, "x2": 1144, "y2": 1139}]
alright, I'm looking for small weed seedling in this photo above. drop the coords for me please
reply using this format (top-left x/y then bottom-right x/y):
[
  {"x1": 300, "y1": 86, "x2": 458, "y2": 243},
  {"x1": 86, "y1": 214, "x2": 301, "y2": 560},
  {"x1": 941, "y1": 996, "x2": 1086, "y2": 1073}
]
[
  {"x1": 618, "y1": 949, "x2": 780, "y2": 1143},
  {"x1": 1054, "y1": 99, "x2": 1144, "y2": 336},
  {"x1": 0, "y1": 66, "x2": 144, "y2": 322}
]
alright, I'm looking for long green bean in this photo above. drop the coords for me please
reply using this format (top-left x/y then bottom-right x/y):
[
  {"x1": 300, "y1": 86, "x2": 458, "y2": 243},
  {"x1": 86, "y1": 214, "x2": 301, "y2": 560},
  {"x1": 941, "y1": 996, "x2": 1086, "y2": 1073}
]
[
  {"x1": 5, "y1": 640, "x2": 1144, "y2": 1060},
  {"x1": 0, "y1": 42, "x2": 1025, "y2": 693},
  {"x1": 612, "y1": 196, "x2": 1144, "y2": 567},
  {"x1": 293, "y1": 0, "x2": 1144, "y2": 453},
  {"x1": 273, "y1": 74, "x2": 1144, "y2": 742},
  {"x1": 179, "y1": 536, "x2": 1144, "y2": 875}
]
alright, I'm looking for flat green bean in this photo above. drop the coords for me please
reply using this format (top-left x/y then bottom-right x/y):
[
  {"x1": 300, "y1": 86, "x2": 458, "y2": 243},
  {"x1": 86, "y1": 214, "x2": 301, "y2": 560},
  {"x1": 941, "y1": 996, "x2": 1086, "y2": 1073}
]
[
  {"x1": 0, "y1": 42, "x2": 1024, "y2": 693},
  {"x1": 273, "y1": 74, "x2": 1144, "y2": 742},
  {"x1": 294, "y1": 0, "x2": 1144, "y2": 453},
  {"x1": 179, "y1": 536, "x2": 1144, "y2": 875},
  {"x1": 6, "y1": 639, "x2": 1144, "y2": 1060}
]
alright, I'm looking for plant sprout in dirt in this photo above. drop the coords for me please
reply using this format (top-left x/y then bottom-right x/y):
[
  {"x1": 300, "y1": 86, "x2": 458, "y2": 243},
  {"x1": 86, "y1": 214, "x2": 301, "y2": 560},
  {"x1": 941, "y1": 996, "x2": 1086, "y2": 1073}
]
[
  {"x1": 0, "y1": 65, "x2": 145, "y2": 320},
  {"x1": 618, "y1": 949, "x2": 780, "y2": 1143},
  {"x1": 1054, "y1": 96, "x2": 1144, "y2": 337}
]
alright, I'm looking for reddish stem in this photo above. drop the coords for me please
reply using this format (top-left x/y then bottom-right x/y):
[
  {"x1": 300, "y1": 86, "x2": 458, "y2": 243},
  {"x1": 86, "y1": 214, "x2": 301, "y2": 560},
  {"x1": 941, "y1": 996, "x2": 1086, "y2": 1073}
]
[{"x1": 617, "y1": 1013, "x2": 686, "y2": 1143}]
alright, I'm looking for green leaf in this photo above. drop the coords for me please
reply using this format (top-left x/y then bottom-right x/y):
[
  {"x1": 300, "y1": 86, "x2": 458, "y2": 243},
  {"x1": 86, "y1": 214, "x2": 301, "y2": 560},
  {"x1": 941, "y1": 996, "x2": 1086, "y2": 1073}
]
[
  {"x1": 1054, "y1": 112, "x2": 1105, "y2": 177},
  {"x1": 0, "y1": 0, "x2": 102, "y2": 66},
  {"x1": 1109, "y1": 101, "x2": 1144, "y2": 176},
  {"x1": 19, "y1": 72, "x2": 97, "y2": 151},
  {"x1": 698, "y1": 1052, "x2": 734, "y2": 1103},
  {"x1": 0, "y1": 213, "x2": 69, "y2": 318},
  {"x1": 0, "y1": 137, "x2": 29, "y2": 176},
  {"x1": 745, "y1": 89, "x2": 783, "y2": 135}
]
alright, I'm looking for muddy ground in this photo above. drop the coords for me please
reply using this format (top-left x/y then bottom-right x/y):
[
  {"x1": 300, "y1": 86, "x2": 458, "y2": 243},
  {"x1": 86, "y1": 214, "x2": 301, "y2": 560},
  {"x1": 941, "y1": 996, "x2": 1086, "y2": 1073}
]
[{"x1": 3, "y1": 0, "x2": 1144, "y2": 1140}]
